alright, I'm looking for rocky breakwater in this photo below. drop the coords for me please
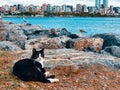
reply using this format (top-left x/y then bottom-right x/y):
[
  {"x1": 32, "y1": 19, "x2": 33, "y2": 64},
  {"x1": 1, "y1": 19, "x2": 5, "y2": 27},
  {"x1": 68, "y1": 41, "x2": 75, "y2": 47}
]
[
  {"x1": 93, "y1": 33, "x2": 120, "y2": 58},
  {"x1": 0, "y1": 20, "x2": 48, "y2": 50},
  {"x1": 0, "y1": 20, "x2": 120, "y2": 69},
  {"x1": 25, "y1": 37, "x2": 64, "y2": 50},
  {"x1": 0, "y1": 21, "x2": 80, "y2": 51},
  {"x1": 0, "y1": 20, "x2": 120, "y2": 58}
]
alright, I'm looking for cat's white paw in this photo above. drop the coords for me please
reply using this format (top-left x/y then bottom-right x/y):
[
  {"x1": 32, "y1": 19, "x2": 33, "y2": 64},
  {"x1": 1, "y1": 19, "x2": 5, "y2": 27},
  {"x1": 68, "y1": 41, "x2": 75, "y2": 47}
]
[
  {"x1": 48, "y1": 78, "x2": 59, "y2": 83},
  {"x1": 45, "y1": 71, "x2": 50, "y2": 77}
]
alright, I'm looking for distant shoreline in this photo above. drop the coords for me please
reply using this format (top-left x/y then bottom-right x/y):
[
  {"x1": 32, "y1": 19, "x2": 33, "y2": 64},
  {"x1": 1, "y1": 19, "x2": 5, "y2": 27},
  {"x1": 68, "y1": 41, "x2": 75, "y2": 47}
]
[
  {"x1": 2, "y1": 16, "x2": 44, "y2": 18},
  {"x1": 2, "y1": 15, "x2": 120, "y2": 18}
]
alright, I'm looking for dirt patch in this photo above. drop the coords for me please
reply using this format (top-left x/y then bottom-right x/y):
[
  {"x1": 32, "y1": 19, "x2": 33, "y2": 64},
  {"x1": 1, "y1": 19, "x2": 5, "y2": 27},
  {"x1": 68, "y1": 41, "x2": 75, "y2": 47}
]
[{"x1": 0, "y1": 50, "x2": 120, "y2": 90}]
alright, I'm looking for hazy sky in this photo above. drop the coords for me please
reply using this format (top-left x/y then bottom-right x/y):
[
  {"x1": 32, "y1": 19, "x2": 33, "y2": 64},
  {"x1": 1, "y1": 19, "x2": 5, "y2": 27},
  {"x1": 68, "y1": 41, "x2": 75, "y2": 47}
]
[{"x1": 0, "y1": 0, "x2": 120, "y2": 7}]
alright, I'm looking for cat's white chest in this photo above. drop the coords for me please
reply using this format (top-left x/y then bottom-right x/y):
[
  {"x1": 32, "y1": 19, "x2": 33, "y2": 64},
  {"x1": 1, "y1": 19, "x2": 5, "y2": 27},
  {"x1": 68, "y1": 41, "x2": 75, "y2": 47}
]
[
  {"x1": 39, "y1": 60, "x2": 44, "y2": 68},
  {"x1": 36, "y1": 57, "x2": 44, "y2": 68}
]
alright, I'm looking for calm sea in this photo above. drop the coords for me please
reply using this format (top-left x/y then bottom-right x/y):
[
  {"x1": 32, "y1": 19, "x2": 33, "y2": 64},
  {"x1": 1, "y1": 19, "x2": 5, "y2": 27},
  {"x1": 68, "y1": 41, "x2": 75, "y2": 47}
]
[{"x1": 3, "y1": 17, "x2": 120, "y2": 36}]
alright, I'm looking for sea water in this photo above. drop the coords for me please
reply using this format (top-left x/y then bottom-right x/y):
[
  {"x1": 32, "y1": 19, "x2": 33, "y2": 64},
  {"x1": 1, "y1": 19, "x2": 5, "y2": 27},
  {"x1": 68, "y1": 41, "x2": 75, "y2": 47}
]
[{"x1": 3, "y1": 17, "x2": 120, "y2": 36}]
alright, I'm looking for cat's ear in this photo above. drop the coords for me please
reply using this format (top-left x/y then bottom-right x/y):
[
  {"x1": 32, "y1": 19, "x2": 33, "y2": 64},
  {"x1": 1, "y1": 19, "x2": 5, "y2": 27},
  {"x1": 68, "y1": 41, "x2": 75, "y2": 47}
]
[
  {"x1": 40, "y1": 48, "x2": 44, "y2": 53},
  {"x1": 40, "y1": 48, "x2": 44, "y2": 58},
  {"x1": 33, "y1": 48, "x2": 37, "y2": 53}
]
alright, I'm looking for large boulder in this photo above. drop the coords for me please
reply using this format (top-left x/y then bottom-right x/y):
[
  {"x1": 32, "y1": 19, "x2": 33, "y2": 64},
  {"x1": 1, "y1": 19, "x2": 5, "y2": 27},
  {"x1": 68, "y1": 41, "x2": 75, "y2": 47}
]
[
  {"x1": 0, "y1": 31, "x2": 9, "y2": 41},
  {"x1": 21, "y1": 25, "x2": 43, "y2": 35},
  {"x1": 74, "y1": 38, "x2": 104, "y2": 52},
  {"x1": 21, "y1": 24, "x2": 49, "y2": 39},
  {"x1": 65, "y1": 40, "x2": 75, "y2": 48},
  {"x1": 0, "y1": 22, "x2": 45, "y2": 41},
  {"x1": 27, "y1": 30, "x2": 49, "y2": 39},
  {"x1": 67, "y1": 34, "x2": 79, "y2": 39},
  {"x1": 0, "y1": 41, "x2": 22, "y2": 51},
  {"x1": 25, "y1": 37, "x2": 64, "y2": 50},
  {"x1": 5, "y1": 29, "x2": 27, "y2": 41},
  {"x1": 49, "y1": 28, "x2": 79, "y2": 39},
  {"x1": 0, "y1": 28, "x2": 7, "y2": 41},
  {"x1": 15, "y1": 40, "x2": 25, "y2": 50},
  {"x1": 59, "y1": 36, "x2": 71, "y2": 48},
  {"x1": 104, "y1": 46, "x2": 120, "y2": 58},
  {"x1": 56, "y1": 28, "x2": 71, "y2": 36},
  {"x1": 48, "y1": 28, "x2": 71, "y2": 38},
  {"x1": 93, "y1": 33, "x2": 120, "y2": 49},
  {"x1": 0, "y1": 21, "x2": 8, "y2": 41},
  {"x1": 1, "y1": 24, "x2": 27, "y2": 41}
]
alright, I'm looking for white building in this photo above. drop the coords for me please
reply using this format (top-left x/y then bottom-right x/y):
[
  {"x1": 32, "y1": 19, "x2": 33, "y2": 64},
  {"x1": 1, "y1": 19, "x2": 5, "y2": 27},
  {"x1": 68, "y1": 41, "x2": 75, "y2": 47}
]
[
  {"x1": 52, "y1": 5, "x2": 61, "y2": 13},
  {"x1": 2, "y1": 5, "x2": 10, "y2": 11},
  {"x1": 76, "y1": 4, "x2": 82, "y2": 12},
  {"x1": 82, "y1": 5, "x2": 88, "y2": 13},
  {"x1": 61, "y1": 4, "x2": 66, "y2": 12},
  {"x1": 110, "y1": 5, "x2": 114, "y2": 15},
  {"x1": 46, "y1": 4, "x2": 52, "y2": 13}
]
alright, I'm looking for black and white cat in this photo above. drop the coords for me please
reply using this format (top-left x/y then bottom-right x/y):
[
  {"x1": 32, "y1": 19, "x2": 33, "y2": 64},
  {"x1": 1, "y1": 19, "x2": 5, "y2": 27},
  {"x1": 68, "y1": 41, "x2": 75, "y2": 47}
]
[{"x1": 12, "y1": 48, "x2": 59, "y2": 83}]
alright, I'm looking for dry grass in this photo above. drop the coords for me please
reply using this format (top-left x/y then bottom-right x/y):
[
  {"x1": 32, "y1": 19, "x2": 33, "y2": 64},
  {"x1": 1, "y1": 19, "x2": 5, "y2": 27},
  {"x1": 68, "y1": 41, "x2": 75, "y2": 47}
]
[{"x1": 0, "y1": 50, "x2": 120, "y2": 90}]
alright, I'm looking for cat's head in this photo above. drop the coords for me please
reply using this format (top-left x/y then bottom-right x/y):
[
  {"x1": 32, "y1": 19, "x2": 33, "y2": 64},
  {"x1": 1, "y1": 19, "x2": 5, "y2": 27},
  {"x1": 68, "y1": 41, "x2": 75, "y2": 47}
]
[{"x1": 31, "y1": 48, "x2": 44, "y2": 60}]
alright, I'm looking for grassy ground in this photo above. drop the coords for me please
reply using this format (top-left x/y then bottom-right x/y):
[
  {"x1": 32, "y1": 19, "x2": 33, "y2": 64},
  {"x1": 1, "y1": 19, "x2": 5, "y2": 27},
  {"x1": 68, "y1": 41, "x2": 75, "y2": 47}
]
[{"x1": 0, "y1": 50, "x2": 120, "y2": 90}]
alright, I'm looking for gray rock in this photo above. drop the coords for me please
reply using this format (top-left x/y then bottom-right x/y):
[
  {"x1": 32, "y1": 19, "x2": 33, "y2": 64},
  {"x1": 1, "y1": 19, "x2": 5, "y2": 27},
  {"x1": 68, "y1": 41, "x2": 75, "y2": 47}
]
[
  {"x1": 1, "y1": 23, "x2": 27, "y2": 41},
  {"x1": 21, "y1": 25, "x2": 43, "y2": 35},
  {"x1": 56, "y1": 28, "x2": 79, "y2": 39},
  {"x1": 0, "y1": 31, "x2": 8, "y2": 41},
  {"x1": 0, "y1": 41, "x2": 22, "y2": 51},
  {"x1": 84, "y1": 46, "x2": 96, "y2": 52},
  {"x1": 6, "y1": 29, "x2": 27, "y2": 41},
  {"x1": 93, "y1": 33, "x2": 120, "y2": 49},
  {"x1": 67, "y1": 34, "x2": 79, "y2": 39},
  {"x1": 65, "y1": 40, "x2": 75, "y2": 48},
  {"x1": 100, "y1": 50, "x2": 111, "y2": 55},
  {"x1": 59, "y1": 36, "x2": 71, "y2": 47},
  {"x1": 56, "y1": 28, "x2": 71, "y2": 36},
  {"x1": 1, "y1": 23, "x2": 45, "y2": 41},
  {"x1": 48, "y1": 28, "x2": 71, "y2": 38},
  {"x1": 104, "y1": 46, "x2": 120, "y2": 57},
  {"x1": 27, "y1": 30, "x2": 49, "y2": 39},
  {"x1": 25, "y1": 37, "x2": 64, "y2": 50},
  {"x1": 15, "y1": 40, "x2": 25, "y2": 50}
]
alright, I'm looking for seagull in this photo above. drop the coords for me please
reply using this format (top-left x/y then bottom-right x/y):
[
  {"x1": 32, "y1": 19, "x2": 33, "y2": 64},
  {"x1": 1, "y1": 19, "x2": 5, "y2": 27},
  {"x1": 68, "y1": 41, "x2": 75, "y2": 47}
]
[{"x1": 23, "y1": 17, "x2": 27, "y2": 23}]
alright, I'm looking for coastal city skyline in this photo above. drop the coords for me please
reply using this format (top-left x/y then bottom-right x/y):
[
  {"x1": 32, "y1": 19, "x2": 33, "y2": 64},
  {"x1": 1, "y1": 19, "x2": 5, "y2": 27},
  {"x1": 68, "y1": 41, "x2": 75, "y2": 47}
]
[
  {"x1": 0, "y1": 0, "x2": 120, "y2": 16},
  {"x1": 0, "y1": 0, "x2": 120, "y2": 7}
]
